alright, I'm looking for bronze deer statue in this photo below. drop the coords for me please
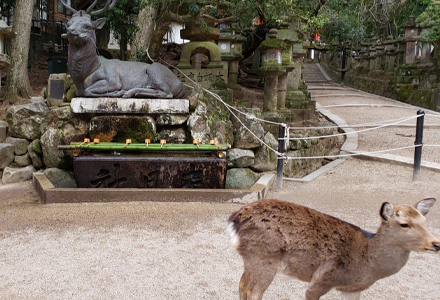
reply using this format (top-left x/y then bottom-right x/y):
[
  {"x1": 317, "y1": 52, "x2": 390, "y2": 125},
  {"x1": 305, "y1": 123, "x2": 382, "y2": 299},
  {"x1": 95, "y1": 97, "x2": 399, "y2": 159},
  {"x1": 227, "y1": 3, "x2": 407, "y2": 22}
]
[
  {"x1": 60, "y1": 0, "x2": 185, "y2": 99},
  {"x1": 227, "y1": 198, "x2": 440, "y2": 300}
]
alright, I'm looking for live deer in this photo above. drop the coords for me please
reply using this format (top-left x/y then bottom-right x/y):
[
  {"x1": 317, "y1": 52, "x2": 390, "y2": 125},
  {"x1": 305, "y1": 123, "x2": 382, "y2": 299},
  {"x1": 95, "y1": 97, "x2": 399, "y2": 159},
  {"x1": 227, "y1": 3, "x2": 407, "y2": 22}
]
[
  {"x1": 60, "y1": 0, "x2": 185, "y2": 99},
  {"x1": 227, "y1": 198, "x2": 439, "y2": 300}
]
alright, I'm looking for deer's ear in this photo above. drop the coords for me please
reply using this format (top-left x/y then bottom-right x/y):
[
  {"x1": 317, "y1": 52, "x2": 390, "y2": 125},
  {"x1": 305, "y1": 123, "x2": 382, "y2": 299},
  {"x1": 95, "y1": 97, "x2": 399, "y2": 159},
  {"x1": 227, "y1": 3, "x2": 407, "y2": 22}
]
[
  {"x1": 94, "y1": 17, "x2": 106, "y2": 30},
  {"x1": 414, "y1": 198, "x2": 436, "y2": 216},
  {"x1": 380, "y1": 202, "x2": 394, "y2": 221},
  {"x1": 62, "y1": 17, "x2": 69, "y2": 26}
]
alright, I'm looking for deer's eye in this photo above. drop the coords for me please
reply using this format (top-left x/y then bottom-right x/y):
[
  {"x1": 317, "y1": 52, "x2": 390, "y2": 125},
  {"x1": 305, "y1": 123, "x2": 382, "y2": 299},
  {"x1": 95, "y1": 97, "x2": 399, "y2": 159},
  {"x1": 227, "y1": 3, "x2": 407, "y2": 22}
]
[{"x1": 400, "y1": 223, "x2": 410, "y2": 228}]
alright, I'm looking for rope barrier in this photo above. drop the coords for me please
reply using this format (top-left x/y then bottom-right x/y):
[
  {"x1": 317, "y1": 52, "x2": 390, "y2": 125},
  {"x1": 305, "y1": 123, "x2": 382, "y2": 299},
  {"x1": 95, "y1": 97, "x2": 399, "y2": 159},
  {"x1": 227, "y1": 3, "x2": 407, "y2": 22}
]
[
  {"x1": 148, "y1": 49, "x2": 285, "y2": 156},
  {"x1": 288, "y1": 115, "x2": 422, "y2": 130},
  {"x1": 146, "y1": 49, "x2": 438, "y2": 166},
  {"x1": 320, "y1": 104, "x2": 416, "y2": 109},
  {"x1": 282, "y1": 115, "x2": 419, "y2": 141},
  {"x1": 279, "y1": 145, "x2": 421, "y2": 160}
]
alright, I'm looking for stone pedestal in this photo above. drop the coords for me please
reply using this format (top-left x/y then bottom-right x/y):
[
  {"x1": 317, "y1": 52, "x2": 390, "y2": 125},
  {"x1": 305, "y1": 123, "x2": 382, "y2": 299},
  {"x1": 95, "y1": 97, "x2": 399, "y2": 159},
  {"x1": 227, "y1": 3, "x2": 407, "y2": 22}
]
[{"x1": 263, "y1": 75, "x2": 279, "y2": 112}]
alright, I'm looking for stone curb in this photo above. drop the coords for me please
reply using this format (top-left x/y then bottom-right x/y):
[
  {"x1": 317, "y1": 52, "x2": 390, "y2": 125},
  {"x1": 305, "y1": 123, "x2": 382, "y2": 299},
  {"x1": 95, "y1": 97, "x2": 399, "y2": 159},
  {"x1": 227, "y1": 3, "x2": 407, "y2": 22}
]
[
  {"x1": 347, "y1": 151, "x2": 440, "y2": 173},
  {"x1": 33, "y1": 173, "x2": 275, "y2": 204}
]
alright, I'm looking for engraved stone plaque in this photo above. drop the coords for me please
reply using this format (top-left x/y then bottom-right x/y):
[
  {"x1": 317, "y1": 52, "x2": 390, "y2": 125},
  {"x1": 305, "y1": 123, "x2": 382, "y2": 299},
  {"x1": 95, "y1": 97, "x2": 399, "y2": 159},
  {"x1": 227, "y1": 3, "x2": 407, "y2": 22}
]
[{"x1": 73, "y1": 154, "x2": 227, "y2": 189}]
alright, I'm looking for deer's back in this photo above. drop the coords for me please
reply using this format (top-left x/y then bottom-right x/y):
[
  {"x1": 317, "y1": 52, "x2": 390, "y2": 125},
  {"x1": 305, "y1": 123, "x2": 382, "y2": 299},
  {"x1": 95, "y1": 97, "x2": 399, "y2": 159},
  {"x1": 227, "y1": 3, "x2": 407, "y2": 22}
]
[{"x1": 228, "y1": 199, "x2": 372, "y2": 280}]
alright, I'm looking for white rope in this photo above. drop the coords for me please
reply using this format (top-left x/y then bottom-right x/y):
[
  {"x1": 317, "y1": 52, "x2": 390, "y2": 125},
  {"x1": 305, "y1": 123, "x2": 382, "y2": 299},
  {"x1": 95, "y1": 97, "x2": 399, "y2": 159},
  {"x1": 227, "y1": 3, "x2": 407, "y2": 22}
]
[
  {"x1": 279, "y1": 145, "x2": 420, "y2": 160},
  {"x1": 425, "y1": 113, "x2": 440, "y2": 118},
  {"x1": 153, "y1": 52, "x2": 285, "y2": 156},
  {"x1": 152, "y1": 49, "x2": 285, "y2": 127},
  {"x1": 320, "y1": 104, "x2": 415, "y2": 109},
  {"x1": 283, "y1": 115, "x2": 419, "y2": 141},
  {"x1": 288, "y1": 115, "x2": 422, "y2": 130}
]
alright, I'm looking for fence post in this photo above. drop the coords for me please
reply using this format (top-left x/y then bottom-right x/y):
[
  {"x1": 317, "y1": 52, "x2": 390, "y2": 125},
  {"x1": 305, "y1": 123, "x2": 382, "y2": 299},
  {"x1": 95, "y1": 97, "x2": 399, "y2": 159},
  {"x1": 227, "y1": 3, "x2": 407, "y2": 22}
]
[
  {"x1": 341, "y1": 47, "x2": 346, "y2": 86},
  {"x1": 413, "y1": 109, "x2": 425, "y2": 181},
  {"x1": 277, "y1": 124, "x2": 286, "y2": 191}
]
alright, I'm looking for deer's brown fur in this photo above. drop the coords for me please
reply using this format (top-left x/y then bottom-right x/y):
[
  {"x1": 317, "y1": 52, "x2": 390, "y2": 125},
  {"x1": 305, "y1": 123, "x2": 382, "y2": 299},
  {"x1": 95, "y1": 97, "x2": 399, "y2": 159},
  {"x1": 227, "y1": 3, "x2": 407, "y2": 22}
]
[{"x1": 227, "y1": 199, "x2": 439, "y2": 300}]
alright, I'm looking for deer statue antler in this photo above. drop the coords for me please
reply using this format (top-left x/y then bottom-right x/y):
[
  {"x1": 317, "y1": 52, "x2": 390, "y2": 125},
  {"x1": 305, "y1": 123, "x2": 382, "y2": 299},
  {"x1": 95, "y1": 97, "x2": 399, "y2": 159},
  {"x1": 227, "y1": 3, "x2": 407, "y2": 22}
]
[
  {"x1": 87, "y1": 0, "x2": 118, "y2": 16},
  {"x1": 60, "y1": 0, "x2": 78, "y2": 14}
]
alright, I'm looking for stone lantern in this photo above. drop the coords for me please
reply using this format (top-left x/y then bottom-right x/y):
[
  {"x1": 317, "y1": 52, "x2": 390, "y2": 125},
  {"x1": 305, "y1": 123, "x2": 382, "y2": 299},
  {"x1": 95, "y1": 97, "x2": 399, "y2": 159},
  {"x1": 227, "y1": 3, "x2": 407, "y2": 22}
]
[
  {"x1": 0, "y1": 18, "x2": 15, "y2": 91},
  {"x1": 174, "y1": 19, "x2": 226, "y2": 89},
  {"x1": 258, "y1": 28, "x2": 286, "y2": 112},
  {"x1": 276, "y1": 21, "x2": 297, "y2": 110},
  {"x1": 401, "y1": 18, "x2": 420, "y2": 64},
  {"x1": 228, "y1": 30, "x2": 246, "y2": 96}
]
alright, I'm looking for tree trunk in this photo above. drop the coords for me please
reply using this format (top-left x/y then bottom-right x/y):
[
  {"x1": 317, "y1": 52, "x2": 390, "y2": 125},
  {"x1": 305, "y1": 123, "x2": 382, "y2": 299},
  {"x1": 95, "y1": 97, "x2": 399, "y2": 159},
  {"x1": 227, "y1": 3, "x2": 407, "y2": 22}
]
[
  {"x1": 129, "y1": 3, "x2": 158, "y2": 61},
  {"x1": 148, "y1": 19, "x2": 171, "y2": 60},
  {"x1": 2, "y1": 0, "x2": 33, "y2": 103}
]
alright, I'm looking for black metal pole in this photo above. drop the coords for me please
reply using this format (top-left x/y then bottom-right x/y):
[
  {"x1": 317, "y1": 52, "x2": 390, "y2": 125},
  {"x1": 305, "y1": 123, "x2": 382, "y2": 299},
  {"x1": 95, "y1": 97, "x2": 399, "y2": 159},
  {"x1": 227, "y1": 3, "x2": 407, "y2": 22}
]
[
  {"x1": 413, "y1": 109, "x2": 425, "y2": 180},
  {"x1": 277, "y1": 124, "x2": 286, "y2": 191},
  {"x1": 341, "y1": 47, "x2": 346, "y2": 86}
]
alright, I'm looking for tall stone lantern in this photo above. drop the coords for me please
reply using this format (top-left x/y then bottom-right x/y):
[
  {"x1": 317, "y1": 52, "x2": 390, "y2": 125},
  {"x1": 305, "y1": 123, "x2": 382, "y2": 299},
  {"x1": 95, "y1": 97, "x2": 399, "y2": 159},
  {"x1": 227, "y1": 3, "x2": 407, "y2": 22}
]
[
  {"x1": 401, "y1": 18, "x2": 420, "y2": 64},
  {"x1": 258, "y1": 28, "x2": 286, "y2": 112},
  {"x1": 228, "y1": 31, "x2": 246, "y2": 96},
  {"x1": 0, "y1": 18, "x2": 15, "y2": 91},
  {"x1": 276, "y1": 21, "x2": 297, "y2": 110}
]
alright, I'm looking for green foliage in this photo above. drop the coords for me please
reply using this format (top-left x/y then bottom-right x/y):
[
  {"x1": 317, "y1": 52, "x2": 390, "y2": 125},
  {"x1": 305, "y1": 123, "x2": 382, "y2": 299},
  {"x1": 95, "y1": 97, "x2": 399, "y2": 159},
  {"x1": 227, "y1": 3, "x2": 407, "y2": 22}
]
[
  {"x1": 99, "y1": 0, "x2": 144, "y2": 45},
  {"x1": 417, "y1": 0, "x2": 440, "y2": 43}
]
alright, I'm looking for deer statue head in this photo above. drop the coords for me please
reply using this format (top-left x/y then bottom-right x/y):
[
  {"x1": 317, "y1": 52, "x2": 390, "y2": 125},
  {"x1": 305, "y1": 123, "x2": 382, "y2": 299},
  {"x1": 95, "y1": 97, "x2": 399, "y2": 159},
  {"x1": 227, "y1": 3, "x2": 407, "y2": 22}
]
[{"x1": 61, "y1": 0, "x2": 116, "y2": 46}]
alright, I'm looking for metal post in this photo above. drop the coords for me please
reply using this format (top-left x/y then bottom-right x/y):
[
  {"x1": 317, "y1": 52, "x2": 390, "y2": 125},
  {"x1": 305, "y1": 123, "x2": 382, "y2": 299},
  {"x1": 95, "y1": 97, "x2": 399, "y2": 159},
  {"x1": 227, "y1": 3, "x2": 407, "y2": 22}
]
[
  {"x1": 413, "y1": 109, "x2": 425, "y2": 180},
  {"x1": 341, "y1": 47, "x2": 346, "y2": 86},
  {"x1": 277, "y1": 124, "x2": 286, "y2": 191}
]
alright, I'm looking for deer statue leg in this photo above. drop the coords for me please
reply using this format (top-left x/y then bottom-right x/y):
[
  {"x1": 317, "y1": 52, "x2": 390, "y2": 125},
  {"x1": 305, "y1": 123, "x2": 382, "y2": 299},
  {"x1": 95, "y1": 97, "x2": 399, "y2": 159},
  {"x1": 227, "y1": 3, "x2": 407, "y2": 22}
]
[
  {"x1": 122, "y1": 87, "x2": 172, "y2": 99},
  {"x1": 341, "y1": 291, "x2": 361, "y2": 300}
]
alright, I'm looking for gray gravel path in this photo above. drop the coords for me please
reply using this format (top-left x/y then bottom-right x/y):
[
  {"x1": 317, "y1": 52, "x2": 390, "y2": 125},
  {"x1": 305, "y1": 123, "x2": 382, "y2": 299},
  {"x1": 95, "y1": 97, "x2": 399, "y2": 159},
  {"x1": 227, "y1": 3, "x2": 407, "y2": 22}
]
[{"x1": 0, "y1": 64, "x2": 439, "y2": 300}]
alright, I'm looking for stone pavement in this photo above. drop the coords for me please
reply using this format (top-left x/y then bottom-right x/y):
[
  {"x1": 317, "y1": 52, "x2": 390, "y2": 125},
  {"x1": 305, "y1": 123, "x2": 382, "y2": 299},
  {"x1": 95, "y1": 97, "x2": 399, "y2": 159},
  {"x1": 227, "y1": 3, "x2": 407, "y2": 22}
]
[{"x1": 302, "y1": 63, "x2": 440, "y2": 176}]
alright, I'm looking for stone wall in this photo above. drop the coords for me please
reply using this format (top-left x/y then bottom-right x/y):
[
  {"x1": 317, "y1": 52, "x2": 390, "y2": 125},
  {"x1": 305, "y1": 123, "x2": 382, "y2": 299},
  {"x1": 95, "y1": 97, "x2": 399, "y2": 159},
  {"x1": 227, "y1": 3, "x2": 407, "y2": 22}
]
[{"x1": 1, "y1": 86, "x2": 341, "y2": 187}]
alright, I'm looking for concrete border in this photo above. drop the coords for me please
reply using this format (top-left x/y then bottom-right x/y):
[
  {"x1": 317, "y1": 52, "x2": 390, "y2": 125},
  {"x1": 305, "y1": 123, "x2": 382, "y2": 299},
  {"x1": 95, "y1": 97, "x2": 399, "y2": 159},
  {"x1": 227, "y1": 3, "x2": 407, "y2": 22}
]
[
  {"x1": 33, "y1": 173, "x2": 275, "y2": 204},
  {"x1": 347, "y1": 151, "x2": 440, "y2": 173}
]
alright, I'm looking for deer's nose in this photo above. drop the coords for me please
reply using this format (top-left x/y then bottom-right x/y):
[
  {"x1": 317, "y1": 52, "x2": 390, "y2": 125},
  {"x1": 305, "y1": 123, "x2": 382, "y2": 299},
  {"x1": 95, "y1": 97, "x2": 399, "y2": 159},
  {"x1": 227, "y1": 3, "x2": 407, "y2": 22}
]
[{"x1": 433, "y1": 242, "x2": 440, "y2": 251}]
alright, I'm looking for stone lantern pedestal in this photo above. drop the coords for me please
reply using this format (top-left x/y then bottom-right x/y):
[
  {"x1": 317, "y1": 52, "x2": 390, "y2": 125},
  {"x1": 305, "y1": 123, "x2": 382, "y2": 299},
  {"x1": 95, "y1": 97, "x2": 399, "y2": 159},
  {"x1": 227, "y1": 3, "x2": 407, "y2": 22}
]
[{"x1": 0, "y1": 19, "x2": 15, "y2": 91}]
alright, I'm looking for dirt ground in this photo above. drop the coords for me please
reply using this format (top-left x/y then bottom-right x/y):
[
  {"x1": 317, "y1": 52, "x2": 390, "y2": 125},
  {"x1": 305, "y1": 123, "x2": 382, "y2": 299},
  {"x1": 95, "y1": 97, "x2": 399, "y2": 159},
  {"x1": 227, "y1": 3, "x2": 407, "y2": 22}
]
[
  {"x1": 0, "y1": 64, "x2": 439, "y2": 299},
  {"x1": 0, "y1": 158, "x2": 439, "y2": 300}
]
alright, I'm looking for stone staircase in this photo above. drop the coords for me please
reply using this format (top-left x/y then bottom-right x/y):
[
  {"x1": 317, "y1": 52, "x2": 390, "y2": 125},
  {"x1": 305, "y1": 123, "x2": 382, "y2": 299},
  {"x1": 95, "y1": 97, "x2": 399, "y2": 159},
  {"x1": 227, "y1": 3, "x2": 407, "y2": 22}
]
[{"x1": 302, "y1": 63, "x2": 330, "y2": 84}]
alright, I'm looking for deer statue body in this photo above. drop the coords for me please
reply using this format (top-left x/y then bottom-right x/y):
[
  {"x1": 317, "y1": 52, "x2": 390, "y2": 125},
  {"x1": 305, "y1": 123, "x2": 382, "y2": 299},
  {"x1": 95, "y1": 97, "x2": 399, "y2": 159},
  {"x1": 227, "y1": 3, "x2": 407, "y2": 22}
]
[
  {"x1": 227, "y1": 198, "x2": 440, "y2": 300},
  {"x1": 61, "y1": 0, "x2": 185, "y2": 99}
]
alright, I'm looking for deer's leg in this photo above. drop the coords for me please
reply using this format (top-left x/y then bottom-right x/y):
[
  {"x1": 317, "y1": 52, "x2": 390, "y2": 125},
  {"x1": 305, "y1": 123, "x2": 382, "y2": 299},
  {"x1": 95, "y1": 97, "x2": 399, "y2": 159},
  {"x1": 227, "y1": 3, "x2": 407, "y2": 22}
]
[
  {"x1": 238, "y1": 260, "x2": 277, "y2": 300},
  {"x1": 84, "y1": 79, "x2": 124, "y2": 97},
  {"x1": 341, "y1": 291, "x2": 361, "y2": 300},
  {"x1": 305, "y1": 282, "x2": 332, "y2": 300},
  {"x1": 305, "y1": 260, "x2": 334, "y2": 300}
]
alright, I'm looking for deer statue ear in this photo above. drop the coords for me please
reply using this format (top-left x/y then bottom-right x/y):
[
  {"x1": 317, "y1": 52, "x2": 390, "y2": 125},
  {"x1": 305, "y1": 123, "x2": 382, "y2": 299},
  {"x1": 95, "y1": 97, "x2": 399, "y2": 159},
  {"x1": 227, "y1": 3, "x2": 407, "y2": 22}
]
[
  {"x1": 414, "y1": 198, "x2": 436, "y2": 216},
  {"x1": 62, "y1": 17, "x2": 69, "y2": 27},
  {"x1": 380, "y1": 202, "x2": 394, "y2": 221},
  {"x1": 94, "y1": 17, "x2": 106, "y2": 30}
]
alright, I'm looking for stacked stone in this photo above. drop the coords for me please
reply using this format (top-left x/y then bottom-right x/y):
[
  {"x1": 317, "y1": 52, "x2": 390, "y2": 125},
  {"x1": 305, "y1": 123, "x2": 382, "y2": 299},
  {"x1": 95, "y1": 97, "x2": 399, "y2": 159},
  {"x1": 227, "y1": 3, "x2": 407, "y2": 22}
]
[{"x1": 1, "y1": 98, "x2": 78, "y2": 186}]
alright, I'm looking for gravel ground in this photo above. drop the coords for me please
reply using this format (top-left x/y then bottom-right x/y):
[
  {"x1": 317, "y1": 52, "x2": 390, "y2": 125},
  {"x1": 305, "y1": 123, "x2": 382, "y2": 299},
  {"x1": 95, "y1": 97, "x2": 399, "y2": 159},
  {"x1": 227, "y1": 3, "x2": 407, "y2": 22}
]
[{"x1": 0, "y1": 65, "x2": 439, "y2": 300}]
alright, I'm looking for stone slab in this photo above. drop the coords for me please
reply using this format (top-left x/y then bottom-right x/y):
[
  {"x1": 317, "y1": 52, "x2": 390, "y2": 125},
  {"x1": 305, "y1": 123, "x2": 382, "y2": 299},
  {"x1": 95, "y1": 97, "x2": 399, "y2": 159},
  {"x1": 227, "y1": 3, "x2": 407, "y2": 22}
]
[
  {"x1": 73, "y1": 155, "x2": 227, "y2": 189},
  {"x1": 71, "y1": 98, "x2": 189, "y2": 114},
  {"x1": 33, "y1": 173, "x2": 275, "y2": 204}
]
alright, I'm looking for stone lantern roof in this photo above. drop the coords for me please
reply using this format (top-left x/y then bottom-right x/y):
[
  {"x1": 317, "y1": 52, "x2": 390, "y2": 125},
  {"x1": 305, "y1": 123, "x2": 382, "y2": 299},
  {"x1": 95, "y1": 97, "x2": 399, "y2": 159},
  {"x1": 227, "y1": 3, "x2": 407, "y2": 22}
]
[{"x1": 0, "y1": 20, "x2": 15, "y2": 39}]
